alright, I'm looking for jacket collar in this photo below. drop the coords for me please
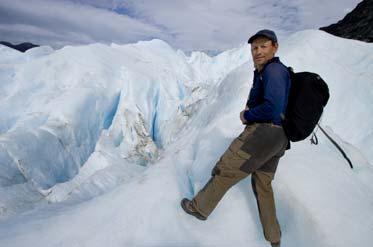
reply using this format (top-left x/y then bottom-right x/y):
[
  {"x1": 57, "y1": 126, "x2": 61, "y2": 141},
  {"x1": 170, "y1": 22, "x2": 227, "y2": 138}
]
[{"x1": 254, "y1": 57, "x2": 280, "y2": 75}]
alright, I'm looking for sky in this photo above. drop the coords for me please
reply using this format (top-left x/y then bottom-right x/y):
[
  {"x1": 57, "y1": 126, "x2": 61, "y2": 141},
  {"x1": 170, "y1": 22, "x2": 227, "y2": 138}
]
[{"x1": 0, "y1": 0, "x2": 362, "y2": 52}]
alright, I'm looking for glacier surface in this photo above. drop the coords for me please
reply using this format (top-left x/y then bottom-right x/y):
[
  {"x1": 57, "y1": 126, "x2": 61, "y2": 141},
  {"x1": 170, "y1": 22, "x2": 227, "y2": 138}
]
[{"x1": 0, "y1": 30, "x2": 372, "y2": 247}]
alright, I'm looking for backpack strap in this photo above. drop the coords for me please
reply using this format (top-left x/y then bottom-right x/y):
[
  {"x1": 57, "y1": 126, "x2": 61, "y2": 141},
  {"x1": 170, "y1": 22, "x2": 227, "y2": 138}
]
[
  {"x1": 310, "y1": 133, "x2": 318, "y2": 145},
  {"x1": 287, "y1": 66, "x2": 295, "y2": 75},
  {"x1": 317, "y1": 124, "x2": 354, "y2": 169}
]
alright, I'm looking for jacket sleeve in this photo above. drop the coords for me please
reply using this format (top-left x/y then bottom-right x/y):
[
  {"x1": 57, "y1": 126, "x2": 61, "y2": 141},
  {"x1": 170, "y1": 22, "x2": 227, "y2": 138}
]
[{"x1": 243, "y1": 64, "x2": 289, "y2": 123}]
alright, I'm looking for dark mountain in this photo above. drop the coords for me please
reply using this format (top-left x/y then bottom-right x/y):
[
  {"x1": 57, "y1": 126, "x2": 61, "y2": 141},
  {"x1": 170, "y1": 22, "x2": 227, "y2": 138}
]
[
  {"x1": 320, "y1": 0, "x2": 373, "y2": 42},
  {"x1": 0, "y1": 41, "x2": 39, "y2": 52}
]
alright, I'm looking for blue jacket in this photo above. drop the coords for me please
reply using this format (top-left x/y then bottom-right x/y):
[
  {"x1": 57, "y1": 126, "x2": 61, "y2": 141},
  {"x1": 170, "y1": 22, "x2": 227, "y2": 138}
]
[{"x1": 244, "y1": 57, "x2": 291, "y2": 125}]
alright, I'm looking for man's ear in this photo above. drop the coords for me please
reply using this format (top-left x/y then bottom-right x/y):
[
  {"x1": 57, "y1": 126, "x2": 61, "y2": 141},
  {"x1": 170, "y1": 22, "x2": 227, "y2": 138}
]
[{"x1": 273, "y1": 43, "x2": 279, "y2": 54}]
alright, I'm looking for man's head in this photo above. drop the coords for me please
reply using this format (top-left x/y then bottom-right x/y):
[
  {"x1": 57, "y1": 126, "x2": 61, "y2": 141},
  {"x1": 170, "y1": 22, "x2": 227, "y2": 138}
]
[{"x1": 248, "y1": 29, "x2": 278, "y2": 71}]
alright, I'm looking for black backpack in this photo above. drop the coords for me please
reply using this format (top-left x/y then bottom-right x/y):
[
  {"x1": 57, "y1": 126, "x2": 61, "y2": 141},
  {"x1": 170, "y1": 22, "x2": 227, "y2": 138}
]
[{"x1": 282, "y1": 68, "x2": 330, "y2": 142}]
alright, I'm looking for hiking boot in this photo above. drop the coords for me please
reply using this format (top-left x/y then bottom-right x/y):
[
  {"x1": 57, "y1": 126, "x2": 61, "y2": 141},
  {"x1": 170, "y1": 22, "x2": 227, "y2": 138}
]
[
  {"x1": 271, "y1": 241, "x2": 281, "y2": 247},
  {"x1": 180, "y1": 198, "x2": 207, "y2": 221}
]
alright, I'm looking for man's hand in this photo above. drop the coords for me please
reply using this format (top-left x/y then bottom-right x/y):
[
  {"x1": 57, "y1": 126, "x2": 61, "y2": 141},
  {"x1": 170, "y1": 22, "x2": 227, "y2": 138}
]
[{"x1": 240, "y1": 110, "x2": 248, "y2": 125}]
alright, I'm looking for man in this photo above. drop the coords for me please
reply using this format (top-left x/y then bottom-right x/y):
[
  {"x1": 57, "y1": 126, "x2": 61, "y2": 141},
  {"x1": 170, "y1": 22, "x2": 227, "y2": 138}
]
[{"x1": 181, "y1": 29, "x2": 291, "y2": 247}]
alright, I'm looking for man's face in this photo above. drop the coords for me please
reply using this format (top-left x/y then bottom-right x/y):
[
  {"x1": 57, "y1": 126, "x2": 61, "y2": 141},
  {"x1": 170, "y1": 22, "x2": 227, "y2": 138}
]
[{"x1": 250, "y1": 37, "x2": 278, "y2": 70}]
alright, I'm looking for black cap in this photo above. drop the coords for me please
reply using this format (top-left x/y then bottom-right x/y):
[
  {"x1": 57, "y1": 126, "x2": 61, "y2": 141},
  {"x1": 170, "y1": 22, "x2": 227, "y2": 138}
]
[{"x1": 248, "y1": 29, "x2": 278, "y2": 44}]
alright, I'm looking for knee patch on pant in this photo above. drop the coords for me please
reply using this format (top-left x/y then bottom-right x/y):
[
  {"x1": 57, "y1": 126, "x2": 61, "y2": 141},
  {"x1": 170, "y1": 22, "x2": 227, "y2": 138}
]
[{"x1": 215, "y1": 150, "x2": 251, "y2": 178}]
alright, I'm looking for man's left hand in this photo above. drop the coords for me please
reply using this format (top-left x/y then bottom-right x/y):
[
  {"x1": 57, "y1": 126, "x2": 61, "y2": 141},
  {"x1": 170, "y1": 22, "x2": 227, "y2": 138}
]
[{"x1": 240, "y1": 110, "x2": 248, "y2": 124}]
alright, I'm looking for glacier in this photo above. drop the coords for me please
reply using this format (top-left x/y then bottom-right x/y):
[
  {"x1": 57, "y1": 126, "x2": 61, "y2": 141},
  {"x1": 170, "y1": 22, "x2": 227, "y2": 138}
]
[{"x1": 0, "y1": 30, "x2": 372, "y2": 247}]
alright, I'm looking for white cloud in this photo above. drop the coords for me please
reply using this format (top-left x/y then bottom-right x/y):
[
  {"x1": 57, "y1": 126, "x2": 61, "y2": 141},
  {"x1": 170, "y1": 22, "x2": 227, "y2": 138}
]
[
  {"x1": 118, "y1": 0, "x2": 362, "y2": 51},
  {"x1": 0, "y1": 0, "x2": 164, "y2": 47},
  {"x1": 0, "y1": 0, "x2": 362, "y2": 51}
]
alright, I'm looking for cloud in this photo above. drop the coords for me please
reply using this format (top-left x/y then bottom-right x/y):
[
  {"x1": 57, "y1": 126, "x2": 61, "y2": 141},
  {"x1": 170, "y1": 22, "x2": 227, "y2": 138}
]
[
  {"x1": 0, "y1": 0, "x2": 362, "y2": 51},
  {"x1": 116, "y1": 0, "x2": 361, "y2": 51},
  {"x1": 0, "y1": 0, "x2": 165, "y2": 47}
]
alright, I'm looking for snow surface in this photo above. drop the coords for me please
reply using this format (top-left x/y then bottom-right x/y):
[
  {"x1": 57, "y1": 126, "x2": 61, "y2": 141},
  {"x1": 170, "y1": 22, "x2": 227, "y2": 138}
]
[{"x1": 0, "y1": 30, "x2": 372, "y2": 247}]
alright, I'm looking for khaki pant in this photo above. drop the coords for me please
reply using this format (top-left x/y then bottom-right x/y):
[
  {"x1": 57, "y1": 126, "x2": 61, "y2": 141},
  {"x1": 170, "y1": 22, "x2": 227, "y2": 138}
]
[{"x1": 192, "y1": 123, "x2": 288, "y2": 243}]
